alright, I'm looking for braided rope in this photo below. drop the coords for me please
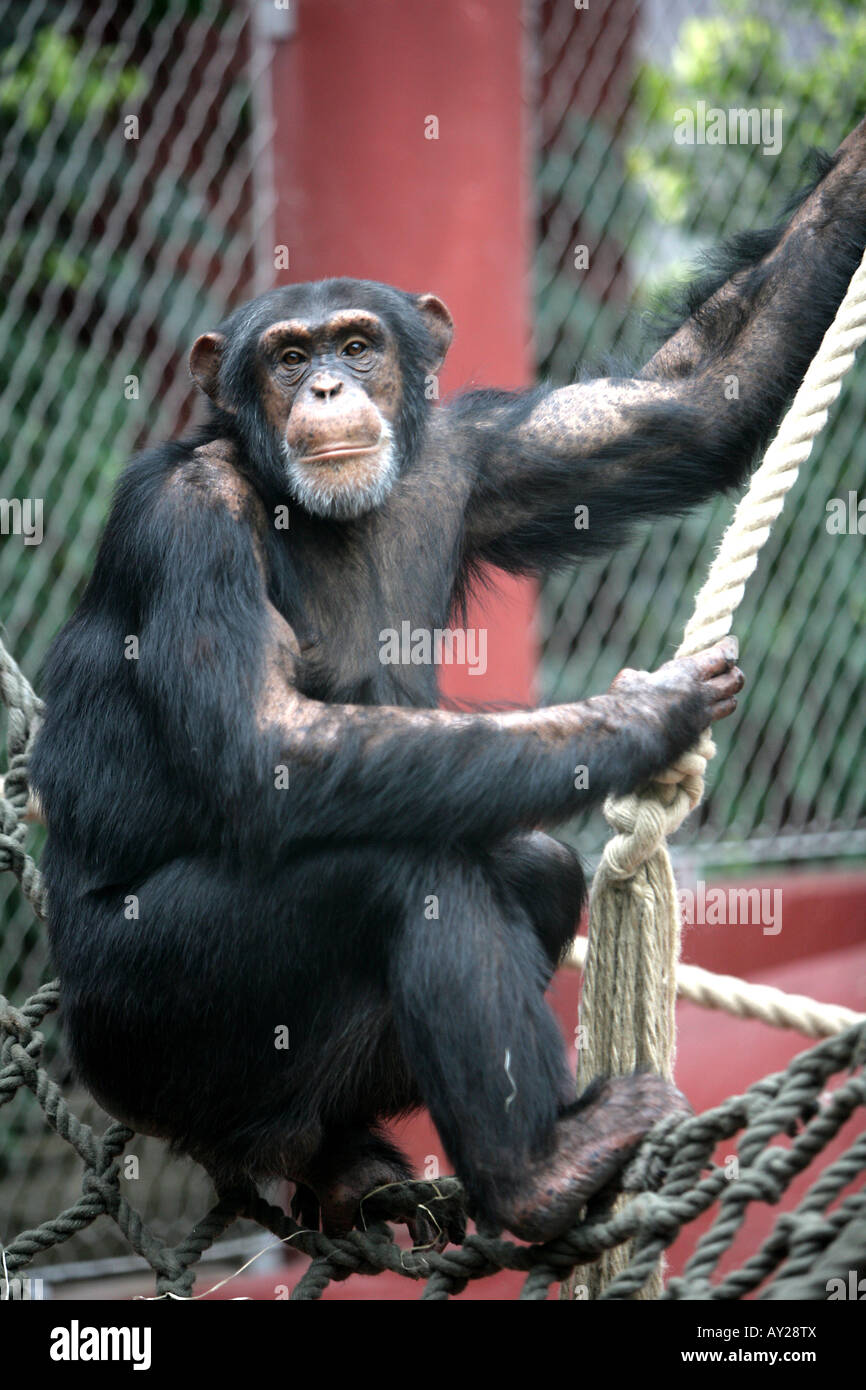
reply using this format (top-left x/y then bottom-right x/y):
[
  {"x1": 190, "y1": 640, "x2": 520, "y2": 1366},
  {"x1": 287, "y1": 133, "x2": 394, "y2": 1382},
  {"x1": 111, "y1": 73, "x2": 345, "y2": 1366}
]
[
  {"x1": 0, "y1": 642, "x2": 45, "y2": 919},
  {"x1": 566, "y1": 936, "x2": 865, "y2": 1039},
  {"x1": 572, "y1": 246, "x2": 866, "y2": 1299},
  {"x1": 2, "y1": 974, "x2": 863, "y2": 1297}
]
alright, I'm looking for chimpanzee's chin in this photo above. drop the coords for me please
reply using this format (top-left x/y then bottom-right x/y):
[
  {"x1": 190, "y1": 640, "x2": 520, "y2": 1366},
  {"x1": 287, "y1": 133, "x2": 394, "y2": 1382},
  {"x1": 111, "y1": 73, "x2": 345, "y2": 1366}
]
[
  {"x1": 281, "y1": 430, "x2": 397, "y2": 521},
  {"x1": 295, "y1": 476, "x2": 394, "y2": 521}
]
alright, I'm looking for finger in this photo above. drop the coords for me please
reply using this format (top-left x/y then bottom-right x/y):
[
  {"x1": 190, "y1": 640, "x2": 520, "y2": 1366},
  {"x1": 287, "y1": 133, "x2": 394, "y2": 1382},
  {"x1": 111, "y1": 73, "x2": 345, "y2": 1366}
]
[
  {"x1": 406, "y1": 1214, "x2": 435, "y2": 1249},
  {"x1": 706, "y1": 666, "x2": 745, "y2": 699},
  {"x1": 409, "y1": 1209, "x2": 452, "y2": 1252},
  {"x1": 690, "y1": 637, "x2": 739, "y2": 679},
  {"x1": 707, "y1": 696, "x2": 738, "y2": 723},
  {"x1": 291, "y1": 1184, "x2": 321, "y2": 1230},
  {"x1": 320, "y1": 1210, "x2": 354, "y2": 1239},
  {"x1": 448, "y1": 1205, "x2": 467, "y2": 1246},
  {"x1": 609, "y1": 666, "x2": 638, "y2": 691},
  {"x1": 319, "y1": 1193, "x2": 357, "y2": 1238}
]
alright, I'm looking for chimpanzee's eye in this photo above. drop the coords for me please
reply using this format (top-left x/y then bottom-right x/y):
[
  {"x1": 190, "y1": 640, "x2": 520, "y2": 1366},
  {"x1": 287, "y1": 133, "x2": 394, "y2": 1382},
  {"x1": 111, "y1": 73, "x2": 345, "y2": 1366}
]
[
  {"x1": 281, "y1": 348, "x2": 307, "y2": 367},
  {"x1": 342, "y1": 339, "x2": 368, "y2": 358}
]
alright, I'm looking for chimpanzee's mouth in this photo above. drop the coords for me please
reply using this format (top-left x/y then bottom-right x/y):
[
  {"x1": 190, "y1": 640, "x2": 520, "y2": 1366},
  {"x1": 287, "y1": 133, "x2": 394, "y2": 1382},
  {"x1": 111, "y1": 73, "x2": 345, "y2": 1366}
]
[
  {"x1": 300, "y1": 444, "x2": 381, "y2": 465},
  {"x1": 282, "y1": 422, "x2": 396, "y2": 520}
]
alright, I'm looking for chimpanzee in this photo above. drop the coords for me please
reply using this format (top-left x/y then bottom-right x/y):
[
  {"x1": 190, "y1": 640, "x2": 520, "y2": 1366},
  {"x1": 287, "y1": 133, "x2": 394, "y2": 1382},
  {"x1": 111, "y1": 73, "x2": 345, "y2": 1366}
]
[{"x1": 30, "y1": 120, "x2": 866, "y2": 1244}]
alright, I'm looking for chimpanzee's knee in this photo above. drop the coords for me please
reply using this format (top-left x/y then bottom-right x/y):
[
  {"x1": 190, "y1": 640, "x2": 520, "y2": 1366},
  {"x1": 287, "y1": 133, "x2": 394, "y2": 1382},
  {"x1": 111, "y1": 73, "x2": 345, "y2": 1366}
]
[{"x1": 488, "y1": 831, "x2": 586, "y2": 969}]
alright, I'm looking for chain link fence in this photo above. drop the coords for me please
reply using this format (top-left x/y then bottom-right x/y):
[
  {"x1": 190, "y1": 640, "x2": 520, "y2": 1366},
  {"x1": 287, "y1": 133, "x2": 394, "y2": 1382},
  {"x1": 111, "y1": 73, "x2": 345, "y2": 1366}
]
[
  {"x1": 535, "y1": 0, "x2": 866, "y2": 871},
  {"x1": 0, "y1": 0, "x2": 274, "y2": 1272},
  {"x1": 1, "y1": 0, "x2": 864, "y2": 1276}
]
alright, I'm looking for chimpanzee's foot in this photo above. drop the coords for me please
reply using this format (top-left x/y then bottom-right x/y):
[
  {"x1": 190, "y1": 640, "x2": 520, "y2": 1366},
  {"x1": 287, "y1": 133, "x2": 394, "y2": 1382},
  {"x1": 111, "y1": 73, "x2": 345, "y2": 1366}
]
[
  {"x1": 291, "y1": 1129, "x2": 464, "y2": 1249},
  {"x1": 317, "y1": 1155, "x2": 412, "y2": 1238},
  {"x1": 291, "y1": 1134, "x2": 412, "y2": 1236},
  {"x1": 500, "y1": 1073, "x2": 692, "y2": 1244}
]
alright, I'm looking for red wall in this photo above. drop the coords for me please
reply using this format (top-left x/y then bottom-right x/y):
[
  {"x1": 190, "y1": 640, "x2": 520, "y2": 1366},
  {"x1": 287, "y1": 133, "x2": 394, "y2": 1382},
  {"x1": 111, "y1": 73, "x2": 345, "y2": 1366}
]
[{"x1": 269, "y1": 0, "x2": 537, "y2": 705}]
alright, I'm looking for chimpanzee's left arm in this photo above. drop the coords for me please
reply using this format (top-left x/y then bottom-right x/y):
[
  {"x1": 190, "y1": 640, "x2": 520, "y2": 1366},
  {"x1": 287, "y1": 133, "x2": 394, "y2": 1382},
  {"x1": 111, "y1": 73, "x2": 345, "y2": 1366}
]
[{"x1": 458, "y1": 118, "x2": 866, "y2": 574}]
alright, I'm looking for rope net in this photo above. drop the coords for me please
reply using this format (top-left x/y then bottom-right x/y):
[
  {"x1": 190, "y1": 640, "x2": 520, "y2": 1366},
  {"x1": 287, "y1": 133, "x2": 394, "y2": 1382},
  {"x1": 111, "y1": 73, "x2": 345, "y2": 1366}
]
[{"x1": 1, "y1": 638, "x2": 865, "y2": 1300}]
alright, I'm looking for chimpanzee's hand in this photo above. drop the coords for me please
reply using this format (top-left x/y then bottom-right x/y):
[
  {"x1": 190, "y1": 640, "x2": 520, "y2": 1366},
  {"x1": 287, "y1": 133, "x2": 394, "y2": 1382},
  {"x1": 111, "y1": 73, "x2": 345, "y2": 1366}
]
[
  {"x1": 608, "y1": 637, "x2": 744, "y2": 773},
  {"x1": 611, "y1": 637, "x2": 743, "y2": 724}
]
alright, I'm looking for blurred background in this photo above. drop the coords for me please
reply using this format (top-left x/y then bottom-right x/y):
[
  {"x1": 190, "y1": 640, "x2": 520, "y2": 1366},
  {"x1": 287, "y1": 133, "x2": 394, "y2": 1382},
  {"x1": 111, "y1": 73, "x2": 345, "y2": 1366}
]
[{"x1": 1, "y1": 0, "x2": 864, "y2": 1296}]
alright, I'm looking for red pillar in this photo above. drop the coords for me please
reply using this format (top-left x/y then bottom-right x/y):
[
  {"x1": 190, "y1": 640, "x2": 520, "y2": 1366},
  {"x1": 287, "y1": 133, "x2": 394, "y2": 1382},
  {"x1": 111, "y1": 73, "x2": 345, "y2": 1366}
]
[{"x1": 268, "y1": 0, "x2": 537, "y2": 705}]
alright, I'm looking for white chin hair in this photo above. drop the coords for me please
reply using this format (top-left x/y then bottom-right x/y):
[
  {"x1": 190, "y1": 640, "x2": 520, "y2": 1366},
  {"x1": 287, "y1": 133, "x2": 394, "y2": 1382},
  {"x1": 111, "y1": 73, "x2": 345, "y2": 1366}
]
[{"x1": 282, "y1": 423, "x2": 397, "y2": 521}]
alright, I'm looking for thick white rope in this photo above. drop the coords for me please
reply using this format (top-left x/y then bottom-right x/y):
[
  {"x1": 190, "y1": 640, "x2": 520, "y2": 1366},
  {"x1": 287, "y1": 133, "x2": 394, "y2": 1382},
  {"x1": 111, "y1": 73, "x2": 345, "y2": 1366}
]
[
  {"x1": 569, "y1": 245, "x2": 866, "y2": 1301},
  {"x1": 592, "y1": 244, "x2": 866, "y2": 899},
  {"x1": 580, "y1": 242, "x2": 866, "y2": 1075},
  {"x1": 565, "y1": 934, "x2": 864, "y2": 1039}
]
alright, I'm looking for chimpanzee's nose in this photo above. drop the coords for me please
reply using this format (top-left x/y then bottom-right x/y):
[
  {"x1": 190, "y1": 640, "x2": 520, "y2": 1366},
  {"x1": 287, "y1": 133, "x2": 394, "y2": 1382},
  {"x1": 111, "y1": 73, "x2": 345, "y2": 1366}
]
[{"x1": 310, "y1": 373, "x2": 343, "y2": 400}]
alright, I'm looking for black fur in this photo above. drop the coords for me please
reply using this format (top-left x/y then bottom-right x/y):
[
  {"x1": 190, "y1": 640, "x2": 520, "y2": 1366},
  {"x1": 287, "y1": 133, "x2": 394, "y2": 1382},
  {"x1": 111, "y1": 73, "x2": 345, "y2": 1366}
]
[{"x1": 29, "y1": 142, "x2": 866, "y2": 1224}]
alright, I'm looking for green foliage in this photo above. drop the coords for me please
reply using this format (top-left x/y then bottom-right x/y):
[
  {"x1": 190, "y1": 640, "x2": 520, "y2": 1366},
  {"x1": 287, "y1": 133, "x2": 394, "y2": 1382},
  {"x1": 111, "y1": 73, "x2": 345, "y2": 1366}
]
[
  {"x1": 535, "y1": 0, "x2": 866, "y2": 864},
  {"x1": 0, "y1": 28, "x2": 145, "y2": 134},
  {"x1": 629, "y1": 0, "x2": 866, "y2": 239}
]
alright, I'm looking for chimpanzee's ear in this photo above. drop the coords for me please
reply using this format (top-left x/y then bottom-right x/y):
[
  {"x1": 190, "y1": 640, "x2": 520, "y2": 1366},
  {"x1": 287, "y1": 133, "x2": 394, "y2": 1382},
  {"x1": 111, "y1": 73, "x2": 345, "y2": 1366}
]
[
  {"x1": 415, "y1": 294, "x2": 454, "y2": 372},
  {"x1": 189, "y1": 332, "x2": 231, "y2": 407}
]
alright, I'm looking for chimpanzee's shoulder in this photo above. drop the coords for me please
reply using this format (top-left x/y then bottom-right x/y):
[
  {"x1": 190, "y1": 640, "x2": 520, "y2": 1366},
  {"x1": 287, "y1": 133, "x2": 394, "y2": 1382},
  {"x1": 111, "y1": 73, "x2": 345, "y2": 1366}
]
[{"x1": 160, "y1": 437, "x2": 268, "y2": 529}]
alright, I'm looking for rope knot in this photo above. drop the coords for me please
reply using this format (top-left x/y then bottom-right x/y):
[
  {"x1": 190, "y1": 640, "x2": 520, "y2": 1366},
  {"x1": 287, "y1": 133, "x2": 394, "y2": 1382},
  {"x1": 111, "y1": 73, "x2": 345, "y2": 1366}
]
[
  {"x1": 0, "y1": 999, "x2": 33, "y2": 1043},
  {"x1": 652, "y1": 732, "x2": 715, "y2": 810},
  {"x1": 601, "y1": 785, "x2": 694, "y2": 879},
  {"x1": 82, "y1": 1165, "x2": 122, "y2": 1209}
]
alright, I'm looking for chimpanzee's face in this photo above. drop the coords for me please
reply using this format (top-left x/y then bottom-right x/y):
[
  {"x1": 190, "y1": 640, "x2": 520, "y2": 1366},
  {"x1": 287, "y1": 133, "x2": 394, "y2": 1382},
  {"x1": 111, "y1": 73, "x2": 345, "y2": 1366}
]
[
  {"x1": 255, "y1": 308, "x2": 404, "y2": 520},
  {"x1": 189, "y1": 280, "x2": 453, "y2": 521}
]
